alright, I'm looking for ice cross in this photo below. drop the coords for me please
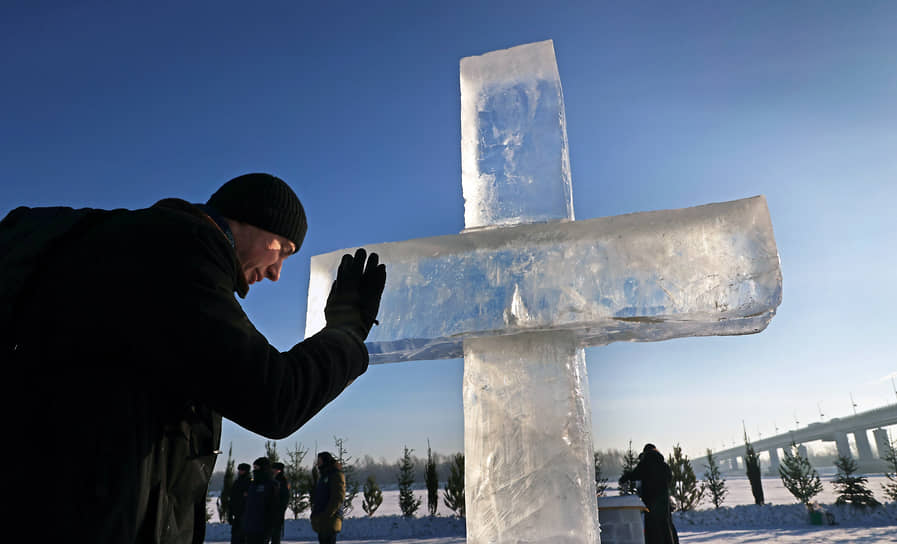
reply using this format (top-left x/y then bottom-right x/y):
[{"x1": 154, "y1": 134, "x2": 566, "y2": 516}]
[{"x1": 306, "y1": 40, "x2": 782, "y2": 543}]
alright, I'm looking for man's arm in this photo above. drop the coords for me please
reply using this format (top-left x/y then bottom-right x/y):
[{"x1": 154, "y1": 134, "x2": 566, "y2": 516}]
[{"x1": 130, "y1": 212, "x2": 378, "y2": 438}]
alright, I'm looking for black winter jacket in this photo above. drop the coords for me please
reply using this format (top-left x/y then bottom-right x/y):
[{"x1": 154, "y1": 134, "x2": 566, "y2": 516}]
[
  {"x1": 623, "y1": 450, "x2": 673, "y2": 503},
  {"x1": 2, "y1": 199, "x2": 368, "y2": 544},
  {"x1": 229, "y1": 472, "x2": 253, "y2": 524},
  {"x1": 242, "y1": 470, "x2": 281, "y2": 537},
  {"x1": 274, "y1": 471, "x2": 290, "y2": 521}
]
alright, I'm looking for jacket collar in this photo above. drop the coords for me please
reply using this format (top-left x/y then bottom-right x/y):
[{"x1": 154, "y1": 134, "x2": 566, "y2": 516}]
[{"x1": 151, "y1": 198, "x2": 250, "y2": 298}]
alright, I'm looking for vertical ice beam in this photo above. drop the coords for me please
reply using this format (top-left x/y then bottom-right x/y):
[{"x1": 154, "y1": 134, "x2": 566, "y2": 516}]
[
  {"x1": 463, "y1": 332, "x2": 597, "y2": 544},
  {"x1": 459, "y1": 40, "x2": 598, "y2": 543},
  {"x1": 460, "y1": 40, "x2": 574, "y2": 229}
]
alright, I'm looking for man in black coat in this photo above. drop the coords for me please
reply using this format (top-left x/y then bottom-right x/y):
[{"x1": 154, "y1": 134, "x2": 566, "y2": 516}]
[
  {"x1": 243, "y1": 458, "x2": 282, "y2": 544},
  {"x1": 270, "y1": 462, "x2": 290, "y2": 544},
  {"x1": 1, "y1": 173, "x2": 386, "y2": 544},
  {"x1": 619, "y1": 443, "x2": 679, "y2": 544},
  {"x1": 229, "y1": 463, "x2": 253, "y2": 544}
]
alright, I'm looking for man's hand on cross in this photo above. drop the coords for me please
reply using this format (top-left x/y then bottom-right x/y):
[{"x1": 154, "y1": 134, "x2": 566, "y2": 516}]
[{"x1": 324, "y1": 248, "x2": 386, "y2": 340}]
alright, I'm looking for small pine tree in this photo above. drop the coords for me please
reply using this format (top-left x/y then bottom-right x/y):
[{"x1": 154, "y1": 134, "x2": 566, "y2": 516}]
[
  {"x1": 217, "y1": 444, "x2": 235, "y2": 522},
  {"x1": 832, "y1": 455, "x2": 880, "y2": 508},
  {"x1": 668, "y1": 444, "x2": 703, "y2": 511},
  {"x1": 702, "y1": 448, "x2": 727, "y2": 509},
  {"x1": 882, "y1": 438, "x2": 897, "y2": 502},
  {"x1": 618, "y1": 441, "x2": 639, "y2": 496},
  {"x1": 443, "y1": 453, "x2": 465, "y2": 518},
  {"x1": 778, "y1": 441, "x2": 823, "y2": 509},
  {"x1": 744, "y1": 433, "x2": 765, "y2": 505},
  {"x1": 334, "y1": 436, "x2": 360, "y2": 516},
  {"x1": 397, "y1": 446, "x2": 422, "y2": 518},
  {"x1": 594, "y1": 451, "x2": 609, "y2": 498},
  {"x1": 425, "y1": 441, "x2": 439, "y2": 516},
  {"x1": 265, "y1": 440, "x2": 280, "y2": 465},
  {"x1": 286, "y1": 443, "x2": 311, "y2": 519},
  {"x1": 362, "y1": 475, "x2": 383, "y2": 517}
]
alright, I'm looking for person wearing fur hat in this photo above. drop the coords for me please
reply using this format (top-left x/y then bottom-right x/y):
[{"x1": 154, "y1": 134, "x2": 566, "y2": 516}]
[{"x1": 1, "y1": 173, "x2": 385, "y2": 544}]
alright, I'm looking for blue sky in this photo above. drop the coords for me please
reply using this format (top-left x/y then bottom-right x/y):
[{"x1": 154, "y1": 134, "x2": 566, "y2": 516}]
[{"x1": 2, "y1": 1, "x2": 895, "y2": 466}]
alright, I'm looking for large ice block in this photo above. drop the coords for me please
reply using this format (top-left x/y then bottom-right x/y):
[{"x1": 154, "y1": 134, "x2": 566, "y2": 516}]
[
  {"x1": 305, "y1": 195, "x2": 782, "y2": 364},
  {"x1": 460, "y1": 39, "x2": 574, "y2": 229},
  {"x1": 463, "y1": 332, "x2": 598, "y2": 543}
]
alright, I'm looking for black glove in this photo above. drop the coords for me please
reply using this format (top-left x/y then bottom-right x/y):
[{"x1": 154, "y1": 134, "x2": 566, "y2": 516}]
[
  {"x1": 358, "y1": 250, "x2": 386, "y2": 331},
  {"x1": 324, "y1": 248, "x2": 386, "y2": 340}
]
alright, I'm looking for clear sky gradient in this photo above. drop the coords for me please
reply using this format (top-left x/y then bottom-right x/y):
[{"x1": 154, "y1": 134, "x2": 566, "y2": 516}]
[{"x1": 2, "y1": 1, "x2": 895, "y2": 465}]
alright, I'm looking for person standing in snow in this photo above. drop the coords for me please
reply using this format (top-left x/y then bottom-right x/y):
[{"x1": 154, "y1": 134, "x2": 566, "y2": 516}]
[
  {"x1": 270, "y1": 462, "x2": 290, "y2": 544},
  {"x1": 619, "y1": 443, "x2": 679, "y2": 544},
  {"x1": 1, "y1": 173, "x2": 386, "y2": 544},
  {"x1": 229, "y1": 463, "x2": 253, "y2": 544},
  {"x1": 243, "y1": 458, "x2": 282, "y2": 544},
  {"x1": 310, "y1": 452, "x2": 346, "y2": 544}
]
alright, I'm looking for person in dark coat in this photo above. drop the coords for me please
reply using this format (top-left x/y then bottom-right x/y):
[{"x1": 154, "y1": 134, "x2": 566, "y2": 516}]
[
  {"x1": 310, "y1": 452, "x2": 346, "y2": 544},
  {"x1": 270, "y1": 462, "x2": 290, "y2": 544},
  {"x1": 243, "y1": 458, "x2": 281, "y2": 544},
  {"x1": 1, "y1": 173, "x2": 386, "y2": 544},
  {"x1": 619, "y1": 443, "x2": 679, "y2": 544},
  {"x1": 229, "y1": 463, "x2": 253, "y2": 544}
]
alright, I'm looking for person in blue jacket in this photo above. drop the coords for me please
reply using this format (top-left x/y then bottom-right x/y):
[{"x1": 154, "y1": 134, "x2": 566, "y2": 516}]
[
  {"x1": 243, "y1": 457, "x2": 281, "y2": 544},
  {"x1": 229, "y1": 463, "x2": 253, "y2": 544}
]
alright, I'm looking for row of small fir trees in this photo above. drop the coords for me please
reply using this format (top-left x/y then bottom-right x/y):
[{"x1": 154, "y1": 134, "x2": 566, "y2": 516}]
[
  {"x1": 217, "y1": 437, "x2": 466, "y2": 523},
  {"x1": 216, "y1": 434, "x2": 896, "y2": 522},
  {"x1": 594, "y1": 437, "x2": 897, "y2": 511}
]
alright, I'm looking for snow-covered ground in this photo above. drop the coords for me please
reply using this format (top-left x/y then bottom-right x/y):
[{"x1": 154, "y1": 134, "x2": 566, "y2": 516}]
[{"x1": 204, "y1": 474, "x2": 897, "y2": 543}]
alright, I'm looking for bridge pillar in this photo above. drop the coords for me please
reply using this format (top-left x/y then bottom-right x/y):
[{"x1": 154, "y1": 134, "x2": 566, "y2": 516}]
[
  {"x1": 832, "y1": 432, "x2": 852, "y2": 459},
  {"x1": 873, "y1": 428, "x2": 892, "y2": 459},
  {"x1": 853, "y1": 429, "x2": 875, "y2": 461},
  {"x1": 797, "y1": 444, "x2": 809, "y2": 461},
  {"x1": 768, "y1": 447, "x2": 780, "y2": 472}
]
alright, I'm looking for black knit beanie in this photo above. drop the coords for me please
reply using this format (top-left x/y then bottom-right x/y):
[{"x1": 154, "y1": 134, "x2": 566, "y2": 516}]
[{"x1": 207, "y1": 173, "x2": 307, "y2": 250}]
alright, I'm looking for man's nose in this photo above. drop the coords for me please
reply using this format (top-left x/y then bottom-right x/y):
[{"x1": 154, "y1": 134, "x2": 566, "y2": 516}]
[{"x1": 265, "y1": 260, "x2": 283, "y2": 282}]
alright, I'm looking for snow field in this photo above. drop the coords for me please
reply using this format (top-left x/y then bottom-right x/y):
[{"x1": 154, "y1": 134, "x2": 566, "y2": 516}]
[{"x1": 203, "y1": 474, "x2": 896, "y2": 542}]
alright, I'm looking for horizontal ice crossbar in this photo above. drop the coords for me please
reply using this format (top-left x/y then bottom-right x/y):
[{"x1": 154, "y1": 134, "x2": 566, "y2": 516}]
[{"x1": 305, "y1": 196, "x2": 782, "y2": 364}]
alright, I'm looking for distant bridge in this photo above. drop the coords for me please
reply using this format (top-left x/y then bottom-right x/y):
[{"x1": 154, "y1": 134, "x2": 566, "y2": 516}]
[{"x1": 691, "y1": 403, "x2": 897, "y2": 472}]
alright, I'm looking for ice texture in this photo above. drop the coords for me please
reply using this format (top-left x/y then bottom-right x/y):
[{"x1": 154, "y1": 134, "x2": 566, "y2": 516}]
[
  {"x1": 460, "y1": 39, "x2": 574, "y2": 229},
  {"x1": 304, "y1": 196, "x2": 783, "y2": 364},
  {"x1": 463, "y1": 332, "x2": 598, "y2": 543},
  {"x1": 304, "y1": 38, "x2": 782, "y2": 544}
]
